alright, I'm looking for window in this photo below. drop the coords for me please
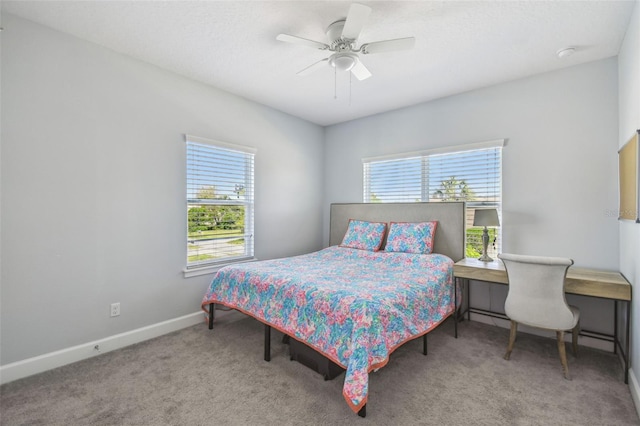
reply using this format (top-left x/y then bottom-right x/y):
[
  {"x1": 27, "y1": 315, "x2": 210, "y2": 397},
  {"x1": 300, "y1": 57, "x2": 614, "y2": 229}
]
[
  {"x1": 363, "y1": 140, "x2": 503, "y2": 259},
  {"x1": 186, "y1": 135, "x2": 255, "y2": 272}
]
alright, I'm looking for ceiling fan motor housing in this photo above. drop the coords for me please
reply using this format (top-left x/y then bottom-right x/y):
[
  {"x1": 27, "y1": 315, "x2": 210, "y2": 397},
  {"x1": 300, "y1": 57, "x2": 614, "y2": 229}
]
[{"x1": 326, "y1": 20, "x2": 355, "y2": 52}]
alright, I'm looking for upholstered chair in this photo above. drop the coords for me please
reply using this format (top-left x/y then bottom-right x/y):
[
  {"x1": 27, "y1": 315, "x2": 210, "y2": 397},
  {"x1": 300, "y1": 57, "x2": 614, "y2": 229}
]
[{"x1": 499, "y1": 253, "x2": 579, "y2": 380}]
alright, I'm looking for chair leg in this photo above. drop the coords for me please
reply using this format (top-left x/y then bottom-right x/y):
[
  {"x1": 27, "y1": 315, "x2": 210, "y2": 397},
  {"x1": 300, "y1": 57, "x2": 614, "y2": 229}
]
[
  {"x1": 572, "y1": 322, "x2": 579, "y2": 357},
  {"x1": 504, "y1": 321, "x2": 518, "y2": 360},
  {"x1": 557, "y1": 330, "x2": 571, "y2": 380}
]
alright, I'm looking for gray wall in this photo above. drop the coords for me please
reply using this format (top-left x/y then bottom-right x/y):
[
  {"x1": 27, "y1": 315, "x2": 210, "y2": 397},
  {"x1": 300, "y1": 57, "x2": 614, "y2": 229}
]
[
  {"x1": 618, "y1": 0, "x2": 640, "y2": 403},
  {"x1": 323, "y1": 58, "x2": 620, "y2": 335},
  {"x1": 0, "y1": 14, "x2": 325, "y2": 364}
]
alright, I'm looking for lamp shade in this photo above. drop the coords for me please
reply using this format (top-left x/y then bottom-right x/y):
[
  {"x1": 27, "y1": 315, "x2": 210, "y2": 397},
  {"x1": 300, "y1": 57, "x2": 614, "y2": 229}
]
[{"x1": 473, "y1": 209, "x2": 500, "y2": 227}]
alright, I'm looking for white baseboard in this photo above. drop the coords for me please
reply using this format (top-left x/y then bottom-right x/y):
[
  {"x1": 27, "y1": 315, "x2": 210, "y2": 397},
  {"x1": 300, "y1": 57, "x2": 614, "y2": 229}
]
[
  {"x1": 629, "y1": 368, "x2": 640, "y2": 419},
  {"x1": 0, "y1": 311, "x2": 204, "y2": 385},
  {"x1": 469, "y1": 312, "x2": 614, "y2": 352}
]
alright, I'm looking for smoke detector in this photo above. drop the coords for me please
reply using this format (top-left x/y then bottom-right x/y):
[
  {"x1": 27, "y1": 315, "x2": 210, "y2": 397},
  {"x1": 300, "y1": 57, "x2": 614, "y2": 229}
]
[{"x1": 556, "y1": 47, "x2": 576, "y2": 59}]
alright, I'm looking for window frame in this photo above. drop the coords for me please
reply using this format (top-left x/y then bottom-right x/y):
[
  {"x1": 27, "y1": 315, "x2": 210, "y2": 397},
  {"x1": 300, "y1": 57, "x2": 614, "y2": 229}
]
[
  {"x1": 362, "y1": 139, "x2": 504, "y2": 259},
  {"x1": 184, "y1": 134, "x2": 256, "y2": 277}
]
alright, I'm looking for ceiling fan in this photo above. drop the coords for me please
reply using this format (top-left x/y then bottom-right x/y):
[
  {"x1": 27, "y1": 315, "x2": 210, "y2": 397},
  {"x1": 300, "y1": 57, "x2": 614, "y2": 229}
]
[{"x1": 276, "y1": 3, "x2": 415, "y2": 81}]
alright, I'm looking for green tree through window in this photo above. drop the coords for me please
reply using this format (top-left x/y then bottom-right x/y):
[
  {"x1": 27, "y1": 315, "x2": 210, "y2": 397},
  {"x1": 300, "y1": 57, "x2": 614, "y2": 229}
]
[
  {"x1": 186, "y1": 136, "x2": 255, "y2": 269},
  {"x1": 433, "y1": 177, "x2": 476, "y2": 201}
]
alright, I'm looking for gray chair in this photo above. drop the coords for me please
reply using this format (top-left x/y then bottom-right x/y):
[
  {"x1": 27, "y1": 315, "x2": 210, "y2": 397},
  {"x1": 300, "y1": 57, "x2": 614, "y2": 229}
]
[{"x1": 498, "y1": 253, "x2": 579, "y2": 380}]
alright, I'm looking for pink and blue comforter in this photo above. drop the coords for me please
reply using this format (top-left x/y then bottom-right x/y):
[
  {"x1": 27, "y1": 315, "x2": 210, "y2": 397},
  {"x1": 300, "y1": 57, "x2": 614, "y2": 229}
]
[{"x1": 200, "y1": 246, "x2": 455, "y2": 413}]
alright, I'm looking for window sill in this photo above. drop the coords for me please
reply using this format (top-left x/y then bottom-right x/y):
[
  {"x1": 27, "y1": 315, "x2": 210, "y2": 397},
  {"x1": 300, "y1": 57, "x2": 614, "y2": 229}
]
[{"x1": 183, "y1": 257, "x2": 257, "y2": 278}]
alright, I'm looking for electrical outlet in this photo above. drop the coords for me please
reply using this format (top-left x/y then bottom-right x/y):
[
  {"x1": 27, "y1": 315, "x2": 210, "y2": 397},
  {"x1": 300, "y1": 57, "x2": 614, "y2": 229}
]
[{"x1": 110, "y1": 302, "x2": 120, "y2": 317}]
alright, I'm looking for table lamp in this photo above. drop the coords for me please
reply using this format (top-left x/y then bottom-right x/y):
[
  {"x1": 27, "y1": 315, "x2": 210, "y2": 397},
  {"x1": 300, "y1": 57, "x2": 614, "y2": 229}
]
[{"x1": 473, "y1": 208, "x2": 500, "y2": 262}]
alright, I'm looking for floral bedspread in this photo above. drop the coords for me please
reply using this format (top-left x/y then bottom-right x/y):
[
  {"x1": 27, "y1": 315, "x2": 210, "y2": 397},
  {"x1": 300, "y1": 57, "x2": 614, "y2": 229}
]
[{"x1": 200, "y1": 246, "x2": 455, "y2": 413}]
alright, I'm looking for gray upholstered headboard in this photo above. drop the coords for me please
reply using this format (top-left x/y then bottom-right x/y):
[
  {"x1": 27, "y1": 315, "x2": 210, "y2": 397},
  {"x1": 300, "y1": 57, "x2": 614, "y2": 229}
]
[{"x1": 329, "y1": 202, "x2": 466, "y2": 262}]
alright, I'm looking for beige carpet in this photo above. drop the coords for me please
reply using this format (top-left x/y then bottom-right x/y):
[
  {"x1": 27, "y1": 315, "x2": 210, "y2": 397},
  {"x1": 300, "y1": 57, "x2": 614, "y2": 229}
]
[{"x1": 1, "y1": 312, "x2": 638, "y2": 425}]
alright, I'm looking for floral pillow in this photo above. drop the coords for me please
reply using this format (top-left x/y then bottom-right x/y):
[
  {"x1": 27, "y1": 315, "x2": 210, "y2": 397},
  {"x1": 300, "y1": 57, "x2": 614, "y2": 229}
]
[
  {"x1": 340, "y1": 219, "x2": 387, "y2": 252},
  {"x1": 384, "y1": 221, "x2": 438, "y2": 254}
]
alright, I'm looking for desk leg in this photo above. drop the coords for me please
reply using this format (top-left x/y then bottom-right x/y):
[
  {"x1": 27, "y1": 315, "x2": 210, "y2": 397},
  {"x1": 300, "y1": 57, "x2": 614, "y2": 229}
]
[
  {"x1": 466, "y1": 279, "x2": 471, "y2": 322},
  {"x1": 625, "y1": 300, "x2": 630, "y2": 384},
  {"x1": 454, "y1": 277, "x2": 458, "y2": 339},
  {"x1": 614, "y1": 300, "x2": 618, "y2": 355},
  {"x1": 615, "y1": 299, "x2": 631, "y2": 384}
]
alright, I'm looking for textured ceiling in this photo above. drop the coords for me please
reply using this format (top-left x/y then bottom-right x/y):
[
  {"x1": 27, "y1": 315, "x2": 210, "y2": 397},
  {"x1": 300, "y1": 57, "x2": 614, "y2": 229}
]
[{"x1": 1, "y1": 1, "x2": 635, "y2": 126}]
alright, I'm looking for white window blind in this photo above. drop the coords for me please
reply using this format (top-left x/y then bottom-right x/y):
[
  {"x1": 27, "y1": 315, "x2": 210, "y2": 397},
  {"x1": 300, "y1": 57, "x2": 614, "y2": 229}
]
[
  {"x1": 363, "y1": 141, "x2": 503, "y2": 259},
  {"x1": 186, "y1": 135, "x2": 255, "y2": 269}
]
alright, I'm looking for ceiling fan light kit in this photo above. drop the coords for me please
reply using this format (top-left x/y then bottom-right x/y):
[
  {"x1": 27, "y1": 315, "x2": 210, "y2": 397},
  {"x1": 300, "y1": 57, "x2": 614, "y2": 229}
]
[
  {"x1": 276, "y1": 3, "x2": 415, "y2": 82},
  {"x1": 329, "y1": 53, "x2": 357, "y2": 71}
]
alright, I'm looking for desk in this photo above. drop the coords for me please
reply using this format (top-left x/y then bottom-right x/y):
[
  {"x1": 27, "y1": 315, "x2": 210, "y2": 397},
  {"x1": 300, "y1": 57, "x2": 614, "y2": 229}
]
[{"x1": 453, "y1": 258, "x2": 632, "y2": 383}]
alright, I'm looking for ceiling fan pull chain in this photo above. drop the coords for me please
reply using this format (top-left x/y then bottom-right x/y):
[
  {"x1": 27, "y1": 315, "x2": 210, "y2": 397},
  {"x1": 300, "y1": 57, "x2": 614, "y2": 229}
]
[
  {"x1": 349, "y1": 72, "x2": 352, "y2": 106},
  {"x1": 335, "y1": 66, "x2": 339, "y2": 99}
]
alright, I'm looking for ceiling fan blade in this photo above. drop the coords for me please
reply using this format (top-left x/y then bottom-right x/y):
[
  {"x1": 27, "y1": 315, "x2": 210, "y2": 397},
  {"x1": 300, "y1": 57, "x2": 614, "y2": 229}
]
[
  {"x1": 361, "y1": 37, "x2": 416, "y2": 54},
  {"x1": 341, "y1": 3, "x2": 372, "y2": 40},
  {"x1": 350, "y1": 59, "x2": 372, "y2": 81},
  {"x1": 276, "y1": 34, "x2": 329, "y2": 50},
  {"x1": 297, "y1": 58, "x2": 329, "y2": 76}
]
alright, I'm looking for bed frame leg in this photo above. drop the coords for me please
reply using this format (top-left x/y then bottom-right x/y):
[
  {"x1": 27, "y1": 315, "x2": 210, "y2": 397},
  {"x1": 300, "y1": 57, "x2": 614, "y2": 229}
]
[
  {"x1": 264, "y1": 324, "x2": 271, "y2": 362},
  {"x1": 358, "y1": 404, "x2": 366, "y2": 418},
  {"x1": 208, "y1": 303, "x2": 215, "y2": 330},
  {"x1": 423, "y1": 334, "x2": 427, "y2": 355}
]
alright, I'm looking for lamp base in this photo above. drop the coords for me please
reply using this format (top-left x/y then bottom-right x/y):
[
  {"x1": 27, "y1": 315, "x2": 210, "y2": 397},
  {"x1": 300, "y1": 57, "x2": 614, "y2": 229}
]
[{"x1": 478, "y1": 226, "x2": 493, "y2": 262}]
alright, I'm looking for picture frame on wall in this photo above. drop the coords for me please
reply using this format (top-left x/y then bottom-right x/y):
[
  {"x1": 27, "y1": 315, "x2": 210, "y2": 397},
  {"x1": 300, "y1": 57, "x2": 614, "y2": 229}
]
[{"x1": 618, "y1": 130, "x2": 640, "y2": 223}]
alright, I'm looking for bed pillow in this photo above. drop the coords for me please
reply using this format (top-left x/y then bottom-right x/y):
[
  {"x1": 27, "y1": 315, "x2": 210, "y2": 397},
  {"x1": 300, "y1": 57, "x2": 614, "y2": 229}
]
[
  {"x1": 384, "y1": 221, "x2": 438, "y2": 254},
  {"x1": 340, "y1": 219, "x2": 387, "y2": 252}
]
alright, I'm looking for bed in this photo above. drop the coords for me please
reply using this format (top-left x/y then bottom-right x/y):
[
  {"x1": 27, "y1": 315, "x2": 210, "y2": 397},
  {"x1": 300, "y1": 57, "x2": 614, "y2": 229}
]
[{"x1": 201, "y1": 202, "x2": 465, "y2": 416}]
